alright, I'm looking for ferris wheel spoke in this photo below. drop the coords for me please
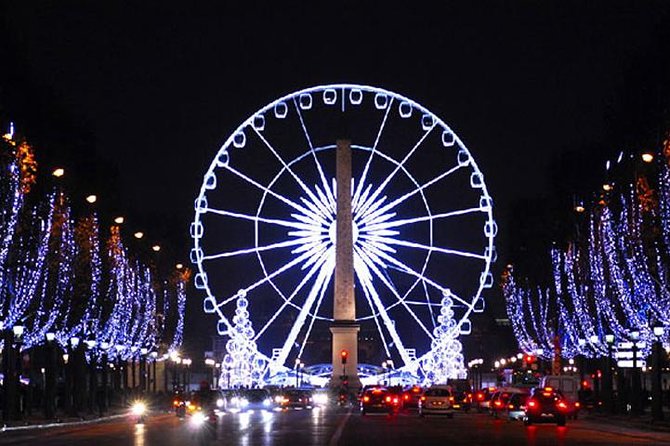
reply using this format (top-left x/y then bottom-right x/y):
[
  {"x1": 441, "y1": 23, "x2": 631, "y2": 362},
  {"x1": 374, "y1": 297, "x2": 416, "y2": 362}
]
[
  {"x1": 360, "y1": 235, "x2": 486, "y2": 260},
  {"x1": 292, "y1": 98, "x2": 337, "y2": 212},
  {"x1": 253, "y1": 127, "x2": 332, "y2": 220},
  {"x1": 202, "y1": 207, "x2": 316, "y2": 231},
  {"x1": 354, "y1": 247, "x2": 413, "y2": 366},
  {"x1": 203, "y1": 237, "x2": 317, "y2": 261},
  {"x1": 356, "y1": 246, "x2": 433, "y2": 339},
  {"x1": 353, "y1": 97, "x2": 395, "y2": 210},
  {"x1": 359, "y1": 164, "x2": 464, "y2": 225},
  {"x1": 355, "y1": 259, "x2": 392, "y2": 358},
  {"x1": 363, "y1": 206, "x2": 486, "y2": 232},
  {"x1": 223, "y1": 164, "x2": 328, "y2": 226},
  {"x1": 359, "y1": 240, "x2": 471, "y2": 308},
  {"x1": 297, "y1": 262, "x2": 334, "y2": 359},
  {"x1": 357, "y1": 124, "x2": 437, "y2": 218},
  {"x1": 273, "y1": 251, "x2": 335, "y2": 368},
  {"x1": 253, "y1": 247, "x2": 332, "y2": 342},
  {"x1": 423, "y1": 280, "x2": 437, "y2": 328},
  {"x1": 215, "y1": 246, "x2": 321, "y2": 310}
]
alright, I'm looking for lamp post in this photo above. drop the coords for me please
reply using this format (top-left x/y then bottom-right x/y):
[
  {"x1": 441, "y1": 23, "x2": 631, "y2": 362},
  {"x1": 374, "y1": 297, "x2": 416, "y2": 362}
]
[
  {"x1": 652, "y1": 325, "x2": 665, "y2": 421},
  {"x1": 139, "y1": 347, "x2": 148, "y2": 393},
  {"x1": 631, "y1": 330, "x2": 642, "y2": 416},
  {"x1": 44, "y1": 332, "x2": 57, "y2": 419},
  {"x1": 150, "y1": 351, "x2": 158, "y2": 393},
  {"x1": 86, "y1": 339, "x2": 97, "y2": 414},
  {"x1": 604, "y1": 334, "x2": 615, "y2": 413},
  {"x1": 182, "y1": 358, "x2": 192, "y2": 391},
  {"x1": 205, "y1": 358, "x2": 216, "y2": 389},
  {"x1": 589, "y1": 335, "x2": 601, "y2": 404}
]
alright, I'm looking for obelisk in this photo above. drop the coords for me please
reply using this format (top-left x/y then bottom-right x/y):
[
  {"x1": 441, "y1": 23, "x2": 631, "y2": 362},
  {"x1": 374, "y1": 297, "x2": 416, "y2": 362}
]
[{"x1": 329, "y1": 139, "x2": 361, "y2": 389}]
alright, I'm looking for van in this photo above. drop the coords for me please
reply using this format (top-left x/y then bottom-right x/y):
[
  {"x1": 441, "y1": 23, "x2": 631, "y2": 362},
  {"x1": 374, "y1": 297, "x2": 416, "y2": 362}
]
[{"x1": 540, "y1": 375, "x2": 581, "y2": 418}]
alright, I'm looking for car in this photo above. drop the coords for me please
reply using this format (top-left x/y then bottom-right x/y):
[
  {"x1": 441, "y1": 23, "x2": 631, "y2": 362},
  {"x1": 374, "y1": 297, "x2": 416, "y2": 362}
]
[
  {"x1": 402, "y1": 385, "x2": 423, "y2": 408},
  {"x1": 419, "y1": 386, "x2": 454, "y2": 417},
  {"x1": 489, "y1": 388, "x2": 527, "y2": 418},
  {"x1": 387, "y1": 386, "x2": 406, "y2": 410},
  {"x1": 540, "y1": 375, "x2": 581, "y2": 419},
  {"x1": 473, "y1": 387, "x2": 496, "y2": 413},
  {"x1": 505, "y1": 392, "x2": 530, "y2": 421},
  {"x1": 278, "y1": 389, "x2": 313, "y2": 409},
  {"x1": 524, "y1": 387, "x2": 568, "y2": 426},
  {"x1": 360, "y1": 387, "x2": 400, "y2": 415},
  {"x1": 231, "y1": 388, "x2": 275, "y2": 411},
  {"x1": 447, "y1": 379, "x2": 473, "y2": 412}
]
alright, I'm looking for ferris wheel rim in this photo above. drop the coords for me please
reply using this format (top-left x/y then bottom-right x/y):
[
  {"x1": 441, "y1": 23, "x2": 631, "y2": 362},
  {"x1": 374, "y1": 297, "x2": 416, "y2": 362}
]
[{"x1": 191, "y1": 83, "x2": 496, "y2": 373}]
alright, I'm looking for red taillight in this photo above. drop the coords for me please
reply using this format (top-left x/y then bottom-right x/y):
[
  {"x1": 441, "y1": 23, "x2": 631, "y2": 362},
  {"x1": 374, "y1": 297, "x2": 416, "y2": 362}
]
[
  {"x1": 363, "y1": 396, "x2": 370, "y2": 402},
  {"x1": 476, "y1": 393, "x2": 484, "y2": 401},
  {"x1": 420, "y1": 396, "x2": 426, "y2": 401},
  {"x1": 385, "y1": 396, "x2": 392, "y2": 403},
  {"x1": 393, "y1": 398, "x2": 399, "y2": 404},
  {"x1": 527, "y1": 400, "x2": 537, "y2": 409},
  {"x1": 449, "y1": 396, "x2": 455, "y2": 402},
  {"x1": 575, "y1": 402, "x2": 581, "y2": 408},
  {"x1": 508, "y1": 404, "x2": 514, "y2": 409},
  {"x1": 557, "y1": 401, "x2": 568, "y2": 410},
  {"x1": 494, "y1": 400, "x2": 502, "y2": 407},
  {"x1": 404, "y1": 395, "x2": 409, "y2": 400}
]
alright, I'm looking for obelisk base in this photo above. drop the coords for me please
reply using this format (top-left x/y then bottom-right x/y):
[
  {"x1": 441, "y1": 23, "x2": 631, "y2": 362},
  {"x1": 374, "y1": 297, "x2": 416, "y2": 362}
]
[{"x1": 329, "y1": 322, "x2": 361, "y2": 390}]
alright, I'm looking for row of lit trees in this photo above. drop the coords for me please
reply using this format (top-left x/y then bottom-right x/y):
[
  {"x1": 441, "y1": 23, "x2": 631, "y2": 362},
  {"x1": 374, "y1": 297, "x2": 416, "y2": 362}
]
[
  {"x1": 0, "y1": 124, "x2": 188, "y2": 420},
  {"x1": 503, "y1": 132, "x2": 670, "y2": 419}
]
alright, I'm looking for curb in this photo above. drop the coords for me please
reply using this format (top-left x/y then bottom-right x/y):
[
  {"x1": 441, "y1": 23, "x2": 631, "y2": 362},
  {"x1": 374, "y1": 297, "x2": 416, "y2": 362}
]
[{"x1": 1, "y1": 413, "x2": 127, "y2": 433}]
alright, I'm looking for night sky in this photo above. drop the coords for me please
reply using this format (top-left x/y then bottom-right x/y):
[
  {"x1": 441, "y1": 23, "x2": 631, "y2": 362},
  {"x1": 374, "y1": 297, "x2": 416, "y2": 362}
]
[{"x1": 1, "y1": 2, "x2": 669, "y2": 356}]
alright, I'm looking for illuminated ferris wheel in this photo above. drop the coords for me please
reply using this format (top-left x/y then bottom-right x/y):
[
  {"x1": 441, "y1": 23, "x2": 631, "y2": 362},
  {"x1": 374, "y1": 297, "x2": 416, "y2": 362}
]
[{"x1": 191, "y1": 84, "x2": 496, "y2": 382}]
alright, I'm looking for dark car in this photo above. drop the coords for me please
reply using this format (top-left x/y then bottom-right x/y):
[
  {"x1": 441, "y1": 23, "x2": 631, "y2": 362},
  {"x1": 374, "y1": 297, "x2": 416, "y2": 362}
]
[
  {"x1": 524, "y1": 387, "x2": 568, "y2": 426},
  {"x1": 447, "y1": 379, "x2": 472, "y2": 412},
  {"x1": 402, "y1": 385, "x2": 423, "y2": 408},
  {"x1": 505, "y1": 392, "x2": 530, "y2": 420},
  {"x1": 279, "y1": 389, "x2": 313, "y2": 409},
  {"x1": 360, "y1": 387, "x2": 399, "y2": 415},
  {"x1": 473, "y1": 387, "x2": 496, "y2": 413},
  {"x1": 489, "y1": 389, "x2": 526, "y2": 418}
]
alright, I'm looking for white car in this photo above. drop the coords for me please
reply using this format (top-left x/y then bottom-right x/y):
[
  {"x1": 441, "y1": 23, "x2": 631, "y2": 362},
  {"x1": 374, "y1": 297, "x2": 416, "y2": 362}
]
[{"x1": 419, "y1": 386, "x2": 454, "y2": 417}]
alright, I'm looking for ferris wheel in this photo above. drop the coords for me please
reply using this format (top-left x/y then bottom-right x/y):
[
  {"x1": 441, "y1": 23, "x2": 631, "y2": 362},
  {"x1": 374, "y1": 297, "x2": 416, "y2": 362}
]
[{"x1": 191, "y1": 84, "x2": 496, "y2": 382}]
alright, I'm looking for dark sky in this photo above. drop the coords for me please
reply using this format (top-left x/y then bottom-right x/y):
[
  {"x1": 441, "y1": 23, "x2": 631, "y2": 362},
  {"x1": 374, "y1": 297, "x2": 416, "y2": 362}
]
[{"x1": 2, "y1": 1, "x2": 670, "y2": 354}]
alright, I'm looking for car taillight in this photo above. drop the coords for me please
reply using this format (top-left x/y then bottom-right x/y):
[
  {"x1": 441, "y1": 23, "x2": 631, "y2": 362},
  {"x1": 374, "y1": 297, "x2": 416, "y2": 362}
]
[
  {"x1": 508, "y1": 404, "x2": 514, "y2": 409},
  {"x1": 575, "y1": 402, "x2": 581, "y2": 408},
  {"x1": 420, "y1": 396, "x2": 426, "y2": 401},
  {"x1": 449, "y1": 396, "x2": 455, "y2": 402},
  {"x1": 173, "y1": 400, "x2": 179, "y2": 406},
  {"x1": 476, "y1": 393, "x2": 484, "y2": 401},
  {"x1": 393, "y1": 398, "x2": 399, "y2": 404},
  {"x1": 494, "y1": 400, "x2": 502, "y2": 407},
  {"x1": 557, "y1": 401, "x2": 568, "y2": 410},
  {"x1": 385, "y1": 396, "x2": 392, "y2": 403},
  {"x1": 363, "y1": 396, "x2": 370, "y2": 402},
  {"x1": 404, "y1": 395, "x2": 409, "y2": 400},
  {"x1": 527, "y1": 400, "x2": 537, "y2": 409}
]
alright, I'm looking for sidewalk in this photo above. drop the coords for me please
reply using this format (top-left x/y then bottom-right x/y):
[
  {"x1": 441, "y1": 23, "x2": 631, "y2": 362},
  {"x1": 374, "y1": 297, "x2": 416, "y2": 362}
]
[{"x1": 0, "y1": 405, "x2": 130, "y2": 433}]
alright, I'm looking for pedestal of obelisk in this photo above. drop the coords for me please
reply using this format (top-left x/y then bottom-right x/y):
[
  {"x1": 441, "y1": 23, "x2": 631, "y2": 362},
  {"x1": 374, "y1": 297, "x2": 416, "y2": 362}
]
[{"x1": 329, "y1": 139, "x2": 361, "y2": 390}]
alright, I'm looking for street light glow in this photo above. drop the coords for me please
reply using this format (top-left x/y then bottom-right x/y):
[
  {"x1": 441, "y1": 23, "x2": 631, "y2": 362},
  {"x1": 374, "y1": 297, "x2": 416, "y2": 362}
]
[
  {"x1": 52, "y1": 168, "x2": 65, "y2": 177},
  {"x1": 642, "y1": 152, "x2": 654, "y2": 163},
  {"x1": 152, "y1": 244, "x2": 161, "y2": 252},
  {"x1": 176, "y1": 263, "x2": 184, "y2": 269},
  {"x1": 86, "y1": 194, "x2": 97, "y2": 204},
  {"x1": 114, "y1": 216, "x2": 125, "y2": 224},
  {"x1": 602, "y1": 184, "x2": 612, "y2": 192},
  {"x1": 134, "y1": 231, "x2": 144, "y2": 239}
]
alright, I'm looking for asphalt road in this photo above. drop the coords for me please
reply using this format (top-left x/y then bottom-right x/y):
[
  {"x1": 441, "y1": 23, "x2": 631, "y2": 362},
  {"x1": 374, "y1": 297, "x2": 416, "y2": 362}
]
[{"x1": 2, "y1": 407, "x2": 670, "y2": 446}]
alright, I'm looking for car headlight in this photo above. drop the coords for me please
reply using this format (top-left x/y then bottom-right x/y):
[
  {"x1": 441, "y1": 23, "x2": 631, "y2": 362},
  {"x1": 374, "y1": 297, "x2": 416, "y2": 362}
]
[
  {"x1": 191, "y1": 411, "x2": 206, "y2": 427},
  {"x1": 240, "y1": 398, "x2": 249, "y2": 407},
  {"x1": 131, "y1": 402, "x2": 146, "y2": 416},
  {"x1": 263, "y1": 398, "x2": 271, "y2": 406},
  {"x1": 313, "y1": 394, "x2": 328, "y2": 405},
  {"x1": 216, "y1": 398, "x2": 224, "y2": 408},
  {"x1": 274, "y1": 395, "x2": 283, "y2": 403}
]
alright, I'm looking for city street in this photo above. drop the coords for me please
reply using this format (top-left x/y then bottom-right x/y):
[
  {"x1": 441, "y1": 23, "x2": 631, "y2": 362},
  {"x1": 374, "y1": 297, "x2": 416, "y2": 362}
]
[{"x1": 2, "y1": 408, "x2": 669, "y2": 446}]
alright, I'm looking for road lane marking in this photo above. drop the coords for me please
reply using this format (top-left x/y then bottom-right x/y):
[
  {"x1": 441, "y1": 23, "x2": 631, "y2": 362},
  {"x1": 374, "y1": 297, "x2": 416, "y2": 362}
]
[{"x1": 329, "y1": 408, "x2": 353, "y2": 446}]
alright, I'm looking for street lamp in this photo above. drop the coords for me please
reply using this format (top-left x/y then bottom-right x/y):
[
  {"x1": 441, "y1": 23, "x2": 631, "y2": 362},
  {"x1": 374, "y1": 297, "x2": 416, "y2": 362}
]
[
  {"x1": 152, "y1": 244, "x2": 161, "y2": 252},
  {"x1": 642, "y1": 152, "x2": 654, "y2": 163},
  {"x1": 52, "y1": 168, "x2": 65, "y2": 177},
  {"x1": 134, "y1": 231, "x2": 144, "y2": 239},
  {"x1": 85, "y1": 194, "x2": 97, "y2": 204},
  {"x1": 114, "y1": 216, "x2": 124, "y2": 224},
  {"x1": 652, "y1": 325, "x2": 665, "y2": 421}
]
